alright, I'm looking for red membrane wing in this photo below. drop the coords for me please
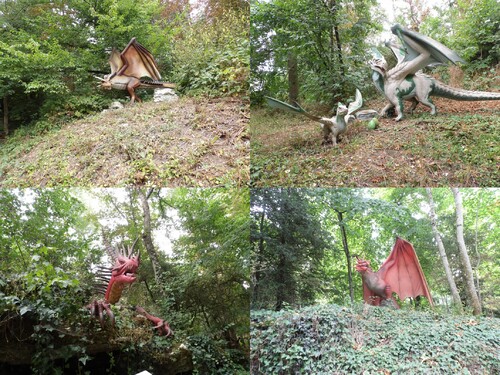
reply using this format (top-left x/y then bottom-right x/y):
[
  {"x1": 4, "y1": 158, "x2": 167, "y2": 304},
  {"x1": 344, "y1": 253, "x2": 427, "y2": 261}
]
[{"x1": 379, "y1": 237, "x2": 433, "y2": 305}]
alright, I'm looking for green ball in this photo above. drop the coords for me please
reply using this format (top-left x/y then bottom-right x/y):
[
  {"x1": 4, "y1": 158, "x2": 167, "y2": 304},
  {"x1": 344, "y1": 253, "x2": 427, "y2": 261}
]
[{"x1": 367, "y1": 118, "x2": 379, "y2": 129}]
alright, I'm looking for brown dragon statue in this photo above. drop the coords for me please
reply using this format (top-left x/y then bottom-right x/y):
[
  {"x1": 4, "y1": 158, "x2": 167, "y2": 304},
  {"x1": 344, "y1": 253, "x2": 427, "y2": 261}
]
[
  {"x1": 370, "y1": 24, "x2": 500, "y2": 121},
  {"x1": 94, "y1": 38, "x2": 176, "y2": 104},
  {"x1": 87, "y1": 237, "x2": 172, "y2": 336}
]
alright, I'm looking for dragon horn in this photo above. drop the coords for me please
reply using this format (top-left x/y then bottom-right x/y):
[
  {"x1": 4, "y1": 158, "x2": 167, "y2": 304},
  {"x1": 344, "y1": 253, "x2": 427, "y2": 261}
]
[{"x1": 129, "y1": 237, "x2": 140, "y2": 258}]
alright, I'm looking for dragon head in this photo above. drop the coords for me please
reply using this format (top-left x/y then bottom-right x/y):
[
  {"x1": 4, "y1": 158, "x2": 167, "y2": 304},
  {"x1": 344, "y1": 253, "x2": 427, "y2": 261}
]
[
  {"x1": 94, "y1": 75, "x2": 113, "y2": 90},
  {"x1": 336, "y1": 102, "x2": 348, "y2": 116},
  {"x1": 112, "y1": 253, "x2": 140, "y2": 282},
  {"x1": 369, "y1": 47, "x2": 388, "y2": 76},
  {"x1": 354, "y1": 258, "x2": 371, "y2": 274}
]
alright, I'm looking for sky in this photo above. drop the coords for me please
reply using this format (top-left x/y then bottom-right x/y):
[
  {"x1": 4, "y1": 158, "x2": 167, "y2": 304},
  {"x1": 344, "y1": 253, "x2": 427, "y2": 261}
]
[{"x1": 376, "y1": 0, "x2": 448, "y2": 41}]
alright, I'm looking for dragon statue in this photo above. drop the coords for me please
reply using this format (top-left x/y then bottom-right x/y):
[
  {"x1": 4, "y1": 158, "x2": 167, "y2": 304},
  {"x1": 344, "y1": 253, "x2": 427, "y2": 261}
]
[
  {"x1": 94, "y1": 38, "x2": 176, "y2": 104},
  {"x1": 87, "y1": 238, "x2": 172, "y2": 336},
  {"x1": 355, "y1": 237, "x2": 434, "y2": 308},
  {"x1": 266, "y1": 89, "x2": 363, "y2": 145},
  {"x1": 370, "y1": 24, "x2": 500, "y2": 121}
]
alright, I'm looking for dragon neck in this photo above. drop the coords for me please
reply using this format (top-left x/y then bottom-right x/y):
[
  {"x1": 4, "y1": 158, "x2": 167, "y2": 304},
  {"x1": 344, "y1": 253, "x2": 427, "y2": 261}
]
[{"x1": 372, "y1": 71, "x2": 385, "y2": 93}]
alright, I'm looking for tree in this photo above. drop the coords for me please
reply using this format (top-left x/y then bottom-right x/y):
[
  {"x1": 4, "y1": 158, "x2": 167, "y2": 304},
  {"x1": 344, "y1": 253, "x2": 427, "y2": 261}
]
[
  {"x1": 451, "y1": 188, "x2": 482, "y2": 315},
  {"x1": 250, "y1": 0, "x2": 381, "y2": 104},
  {"x1": 251, "y1": 189, "x2": 330, "y2": 310},
  {"x1": 425, "y1": 188, "x2": 463, "y2": 312}
]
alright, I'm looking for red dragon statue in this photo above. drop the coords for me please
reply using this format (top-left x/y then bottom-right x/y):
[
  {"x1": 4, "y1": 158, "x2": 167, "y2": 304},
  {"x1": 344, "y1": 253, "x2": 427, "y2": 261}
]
[
  {"x1": 355, "y1": 237, "x2": 433, "y2": 308},
  {"x1": 87, "y1": 238, "x2": 172, "y2": 336}
]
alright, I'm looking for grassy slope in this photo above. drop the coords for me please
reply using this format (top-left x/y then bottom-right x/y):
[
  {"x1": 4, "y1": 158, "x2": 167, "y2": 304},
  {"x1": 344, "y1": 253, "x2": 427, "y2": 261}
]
[
  {"x1": 251, "y1": 98, "x2": 499, "y2": 187},
  {"x1": 0, "y1": 97, "x2": 249, "y2": 187},
  {"x1": 251, "y1": 304, "x2": 500, "y2": 374}
]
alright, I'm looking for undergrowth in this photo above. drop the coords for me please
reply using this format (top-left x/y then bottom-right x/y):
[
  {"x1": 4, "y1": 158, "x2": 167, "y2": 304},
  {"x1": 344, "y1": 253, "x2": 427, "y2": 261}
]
[{"x1": 251, "y1": 304, "x2": 500, "y2": 374}]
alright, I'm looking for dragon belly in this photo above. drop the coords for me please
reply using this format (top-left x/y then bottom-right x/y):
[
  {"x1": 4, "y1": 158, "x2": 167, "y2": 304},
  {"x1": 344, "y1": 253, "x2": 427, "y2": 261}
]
[{"x1": 105, "y1": 274, "x2": 137, "y2": 304}]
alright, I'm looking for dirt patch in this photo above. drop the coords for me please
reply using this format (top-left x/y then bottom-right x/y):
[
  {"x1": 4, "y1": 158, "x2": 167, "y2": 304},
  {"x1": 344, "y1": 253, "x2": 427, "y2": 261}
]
[
  {"x1": 0, "y1": 97, "x2": 249, "y2": 187},
  {"x1": 251, "y1": 97, "x2": 499, "y2": 187}
]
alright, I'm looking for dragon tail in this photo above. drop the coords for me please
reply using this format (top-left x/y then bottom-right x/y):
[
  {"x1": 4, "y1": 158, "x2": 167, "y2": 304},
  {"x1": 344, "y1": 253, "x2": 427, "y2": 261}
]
[
  {"x1": 432, "y1": 80, "x2": 500, "y2": 101},
  {"x1": 139, "y1": 80, "x2": 176, "y2": 89},
  {"x1": 265, "y1": 96, "x2": 322, "y2": 121}
]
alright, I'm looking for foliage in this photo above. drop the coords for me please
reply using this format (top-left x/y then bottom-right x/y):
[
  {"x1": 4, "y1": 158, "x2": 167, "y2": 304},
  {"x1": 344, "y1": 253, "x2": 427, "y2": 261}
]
[
  {"x1": 251, "y1": 303, "x2": 500, "y2": 374},
  {"x1": 0, "y1": 252, "x2": 91, "y2": 374},
  {"x1": 250, "y1": 0, "x2": 382, "y2": 105},
  {"x1": 420, "y1": 0, "x2": 500, "y2": 67},
  {"x1": 251, "y1": 188, "x2": 331, "y2": 310},
  {"x1": 171, "y1": 8, "x2": 249, "y2": 97},
  {"x1": 0, "y1": 0, "x2": 247, "y2": 136},
  {"x1": 250, "y1": 188, "x2": 500, "y2": 315},
  {"x1": 0, "y1": 188, "x2": 250, "y2": 373}
]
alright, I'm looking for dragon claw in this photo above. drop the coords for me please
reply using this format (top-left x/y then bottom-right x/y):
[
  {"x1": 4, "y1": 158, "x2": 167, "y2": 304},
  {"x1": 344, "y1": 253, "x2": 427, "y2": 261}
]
[{"x1": 87, "y1": 300, "x2": 114, "y2": 328}]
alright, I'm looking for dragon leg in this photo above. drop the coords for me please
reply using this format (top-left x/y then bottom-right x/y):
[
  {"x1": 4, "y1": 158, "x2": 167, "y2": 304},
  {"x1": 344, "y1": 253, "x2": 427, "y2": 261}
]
[
  {"x1": 127, "y1": 78, "x2": 142, "y2": 104},
  {"x1": 320, "y1": 124, "x2": 333, "y2": 145},
  {"x1": 408, "y1": 98, "x2": 419, "y2": 114},
  {"x1": 97, "y1": 301, "x2": 105, "y2": 328},
  {"x1": 154, "y1": 321, "x2": 173, "y2": 337},
  {"x1": 417, "y1": 96, "x2": 436, "y2": 115},
  {"x1": 102, "y1": 302, "x2": 115, "y2": 327}
]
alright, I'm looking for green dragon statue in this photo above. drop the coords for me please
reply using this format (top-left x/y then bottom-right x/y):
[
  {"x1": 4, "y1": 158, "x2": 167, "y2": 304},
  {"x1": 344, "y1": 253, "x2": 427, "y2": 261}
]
[
  {"x1": 266, "y1": 89, "x2": 363, "y2": 145},
  {"x1": 370, "y1": 24, "x2": 500, "y2": 121}
]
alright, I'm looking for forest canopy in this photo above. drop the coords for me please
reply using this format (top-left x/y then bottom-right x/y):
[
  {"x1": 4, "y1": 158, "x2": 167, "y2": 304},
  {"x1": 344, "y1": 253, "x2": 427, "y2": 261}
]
[
  {"x1": 0, "y1": 0, "x2": 249, "y2": 135},
  {"x1": 250, "y1": 188, "x2": 499, "y2": 316},
  {"x1": 250, "y1": 0, "x2": 500, "y2": 104},
  {"x1": 0, "y1": 187, "x2": 250, "y2": 374}
]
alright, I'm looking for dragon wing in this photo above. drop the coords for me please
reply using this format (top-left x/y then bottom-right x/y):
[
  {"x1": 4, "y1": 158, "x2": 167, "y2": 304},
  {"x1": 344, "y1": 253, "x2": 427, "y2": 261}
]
[
  {"x1": 377, "y1": 237, "x2": 434, "y2": 306},
  {"x1": 116, "y1": 37, "x2": 162, "y2": 80},
  {"x1": 391, "y1": 24, "x2": 464, "y2": 75},
  {"x1": 265, "y1": 96, "x2": 322, "y2": 121},
  {"x1": 385, "y1": 41, "x2": 406, "y2": 65},
  {"x1": 347, "y1": 89, "x2": 363, "y2": 115},
  {"x1": 108, "y1": 48, "x2": 123, "y2": 75}
]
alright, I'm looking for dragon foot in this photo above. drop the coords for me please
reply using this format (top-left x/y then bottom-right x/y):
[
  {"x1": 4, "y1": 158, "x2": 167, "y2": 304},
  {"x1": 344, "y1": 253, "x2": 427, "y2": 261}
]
[
  {"x1": 87, "y1": 300, "x2": 115, "y2": 328},
  {"x1": 136, "y1": 306, "x2": 173, "y2": 337}
]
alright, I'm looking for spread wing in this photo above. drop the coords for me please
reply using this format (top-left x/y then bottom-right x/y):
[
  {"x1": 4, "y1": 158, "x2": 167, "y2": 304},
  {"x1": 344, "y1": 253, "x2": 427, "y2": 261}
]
[
  {"x1": 265, "y1": 96, "x2": 322, "y2": 121},
  {"x1": 116, "y1": 37, "x2": 161, "y2": 80},
  {"x1": 347, "y1": 89, "x2": 363, "y2": 115},
  {"x1": 108, "y1": 48, "x2": 123, "y2": 75},
  {"x1": 391, "y1": 24, "x2": 464, "y2": 76},
  {"x1": 377, "y1": 237, "x2": 434, "y2": 306}
]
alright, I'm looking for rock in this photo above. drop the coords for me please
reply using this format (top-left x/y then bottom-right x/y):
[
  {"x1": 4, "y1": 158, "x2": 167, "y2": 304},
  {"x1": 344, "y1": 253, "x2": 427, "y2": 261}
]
[
  {"x1": 154, "y1": 88, "x2": 179, "y2": 103},
  {"x1": 356, "y1": 109, "x2": 379, "y2": 121},
  {"x1": 109, "y1": 101, "x2": 124, "y2": 110}
]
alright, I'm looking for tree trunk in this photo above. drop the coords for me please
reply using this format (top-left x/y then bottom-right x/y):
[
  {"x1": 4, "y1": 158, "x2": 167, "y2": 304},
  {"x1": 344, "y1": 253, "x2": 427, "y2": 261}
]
[
  {"x1": 451, "y1": 188, "x2": 482, "y2": 315},
  {"x1": 275, "y1": 251, "x2": 286, "y2": 311},
  {"x1": 287, "y1": 52, "x2": 298, "y2": 104},
  {"x1": 252, "y1": 210, "x2": 265, "y2": 306},
  {"x1": 138, "y1": 188, "x2": 162, "y2": 285},
  {"x1": 425, "y1": 188, "x2": 463, "y2": 311},
  {"x1": 336, "y1": 210, "x2": 354, "y2": 303},
  {"x1": 2, "y1": 96, "x2": 8, "y2": 136}
]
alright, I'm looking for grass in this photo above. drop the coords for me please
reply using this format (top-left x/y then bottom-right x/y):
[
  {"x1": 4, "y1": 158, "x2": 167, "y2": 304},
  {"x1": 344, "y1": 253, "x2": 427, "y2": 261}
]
[
  {"x1": 251, "y1": 98, "x2": 499, "y2": 187},
  {"x1": 0, "y1": 97, "x2": 249, "y2": 187}
]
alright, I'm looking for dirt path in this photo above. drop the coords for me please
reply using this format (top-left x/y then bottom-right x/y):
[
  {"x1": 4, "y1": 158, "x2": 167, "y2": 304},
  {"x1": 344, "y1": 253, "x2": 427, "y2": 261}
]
[{"x1": 0, "y1": 97, "x2": 249, "y2": 187}]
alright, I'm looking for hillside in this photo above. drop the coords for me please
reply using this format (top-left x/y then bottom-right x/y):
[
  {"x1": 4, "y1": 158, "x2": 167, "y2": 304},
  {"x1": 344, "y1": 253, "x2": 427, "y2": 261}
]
[
  {"x1": 251, "y1": 304, "x2": 500, "y2": 374},
  {"x1": 251, "y1": 98, "x2": 499, "y2": 187},
  {"x1": 0, "y1": 97, "x2": 249, "y2": 187}
]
